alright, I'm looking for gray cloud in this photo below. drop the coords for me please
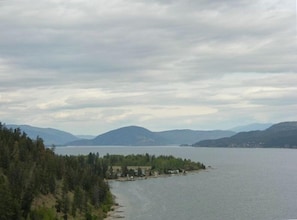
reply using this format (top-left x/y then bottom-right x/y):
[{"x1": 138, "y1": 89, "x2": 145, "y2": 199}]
[{"x1": 0, "y1": 0, "x2": 296, "y2": 134}]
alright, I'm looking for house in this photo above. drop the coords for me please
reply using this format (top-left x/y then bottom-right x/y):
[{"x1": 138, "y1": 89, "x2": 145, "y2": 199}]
[{"x1": 107, "y1": 165, "x2": 152, "y2": 178}]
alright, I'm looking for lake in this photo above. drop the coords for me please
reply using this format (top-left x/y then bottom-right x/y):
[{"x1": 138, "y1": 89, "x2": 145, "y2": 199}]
[{"x1": 55, "y1": 146, "x2": 297, "y2": 220}]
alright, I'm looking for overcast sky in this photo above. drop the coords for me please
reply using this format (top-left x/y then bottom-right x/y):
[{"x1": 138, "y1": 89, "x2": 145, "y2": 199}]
[{"x1": 0, "y1": 0, "x2": 296, "y2": 135}]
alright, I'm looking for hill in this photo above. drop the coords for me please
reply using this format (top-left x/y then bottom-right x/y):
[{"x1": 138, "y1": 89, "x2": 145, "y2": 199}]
[
  {"x1": 69, "y1": 126, "x2": 170, "y2": 146},
  {"x1": 68, "y1": 126, "x2": 235, "y2": 146},
  {"x1": 194, "y1": 122, "x2": 297, "y2": 148},
  {"x1": 156, "y1": 129, "x2": 235, "y2": 145},
  {"x1": 0, "y1": 122, "x2": 112, "y2": 219},
  {"x1": 7, "y1": 124, "x2": 79, "y2": 146}
]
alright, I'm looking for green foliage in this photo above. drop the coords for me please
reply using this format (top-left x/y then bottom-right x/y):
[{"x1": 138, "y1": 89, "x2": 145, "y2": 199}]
[
  {"x1": 105, "y1": 153, "x2": 205, "y2": 175},
  {"x1": 0, "y1": 123, "x2": 112, "y2": 220},
  {"x1": 29, "y1": 207, "x2": 56, "y2": 220},
  {"x1": 0, "y1": 175, "x2": 16, "y2": 220}
]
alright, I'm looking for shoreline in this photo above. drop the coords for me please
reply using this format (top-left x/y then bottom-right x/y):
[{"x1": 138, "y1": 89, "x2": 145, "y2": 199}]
[
  {"x1": 105, "y1": 200, "x2": 124, "y2": 220},
  {"x1": 105, "y1": 169, "x2": 207, "y2": 219},
  {"x1": 112, "y1": 168, "x2": 205, "y2": 182}
]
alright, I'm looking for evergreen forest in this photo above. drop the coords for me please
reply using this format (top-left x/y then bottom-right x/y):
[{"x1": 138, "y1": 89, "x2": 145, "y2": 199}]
[
  {"x1": 0, "y1": 123, "x2": 112, "y2": 220},
  {"x1": 104, "y1": 153, "x2": 205, "y2": 179}
]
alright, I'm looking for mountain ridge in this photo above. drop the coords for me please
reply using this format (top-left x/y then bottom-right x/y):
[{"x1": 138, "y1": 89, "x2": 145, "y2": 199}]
[
  {"x1": 194, "y1": 121, "x2": 297, "y2": 148},
  {"x1": 6, "y1": 121, "x2": 296, "y2": 147},
  {"x1": 68, "y1": 126, "x2": 236, "y2": 146},
  {"x1": 68, "y1": 126, "x2": 169, "y2": 146},
  {"x1": 6, "y1": 124, "x2": 79, "y2": 146}
]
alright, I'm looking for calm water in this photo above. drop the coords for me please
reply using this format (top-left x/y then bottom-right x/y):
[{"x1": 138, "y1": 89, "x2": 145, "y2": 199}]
[{"x1": 56, "y1": 146, "x2": 297, "y2": 220}]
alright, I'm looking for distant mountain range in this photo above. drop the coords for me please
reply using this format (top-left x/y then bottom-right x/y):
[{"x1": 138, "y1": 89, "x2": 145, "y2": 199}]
[
  {"x1": 67, "y1": 126, "x2": 236, "y2": 146},
  {"x1": 5, "y1": 122, "x2": 296, "y2": 148},
  {"x1": 6, "y1": 124, "x2": 79, "y2": 146},
  {"x1": 194, "y1": 122, "x2": 297, "y2": 148},
  {"x1": 4, "y1": 124, "x2": 235, "y2": 146}
]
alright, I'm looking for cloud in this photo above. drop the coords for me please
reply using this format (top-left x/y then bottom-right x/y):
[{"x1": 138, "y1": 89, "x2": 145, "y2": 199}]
[
  {"x1": 1, "y1": 0, "x2": 294, "y2": 78},
  {"x1": 0, "y1": 0, "x2": 296, "y2": 134}
]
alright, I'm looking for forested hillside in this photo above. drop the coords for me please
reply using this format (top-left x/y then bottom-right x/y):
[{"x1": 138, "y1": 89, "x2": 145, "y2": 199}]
[
  {"x1": 0, "y1": 122, "x2": 207, "y2": 219},
  {"x1": 194, "y1": 122, "x2": 297, "y2": 148},
  {"x1": 0, "y1": 123, "x2": 112, "y2": 220}
]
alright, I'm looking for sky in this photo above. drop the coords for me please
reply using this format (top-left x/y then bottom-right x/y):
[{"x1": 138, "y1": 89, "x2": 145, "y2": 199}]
[{"x1": 0, "y1": 0, "x2": 296, "y2": 135}]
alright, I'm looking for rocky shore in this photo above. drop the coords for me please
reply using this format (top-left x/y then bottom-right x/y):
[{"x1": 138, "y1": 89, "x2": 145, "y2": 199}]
[{"x1": 105, "y1": 202, "x2": 124, "y2": 220}]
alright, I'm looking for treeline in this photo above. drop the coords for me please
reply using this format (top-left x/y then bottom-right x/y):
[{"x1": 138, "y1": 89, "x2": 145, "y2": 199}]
[
  {"x1": 104, "y1": 153, "x2": 205, "y2": 176},
  {"x1": 0, "y1": 123, "x2": 112, "y2": 220}
]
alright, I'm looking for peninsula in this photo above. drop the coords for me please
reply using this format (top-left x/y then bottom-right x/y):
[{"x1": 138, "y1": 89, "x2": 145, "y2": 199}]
[{"x1": 104, "y1": 154, "x2": 206, "y2": 180}]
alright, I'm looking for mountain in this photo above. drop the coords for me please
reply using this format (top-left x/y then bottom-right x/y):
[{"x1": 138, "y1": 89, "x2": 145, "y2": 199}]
[
  {"x1": 68, "y1": 126, "x2": 236, "y2": 146},
  {"x1": 6, "y1": 124, "x2": 79, "y2": 146},
  {"x1": 156, "y1": 129, "x2": 235, "y2": 145},
  {"x1": 68, "y1": 126, "x2": 169, "y2": 146},
  {"x1": 194, "y1": 121, "x2": 297, "y2": 148},
  {"x1": 230, "y1": 123, "x2": 272, "y2": 132}
]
